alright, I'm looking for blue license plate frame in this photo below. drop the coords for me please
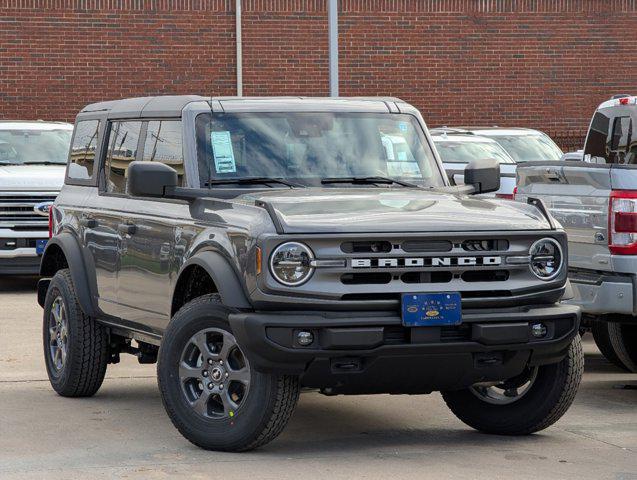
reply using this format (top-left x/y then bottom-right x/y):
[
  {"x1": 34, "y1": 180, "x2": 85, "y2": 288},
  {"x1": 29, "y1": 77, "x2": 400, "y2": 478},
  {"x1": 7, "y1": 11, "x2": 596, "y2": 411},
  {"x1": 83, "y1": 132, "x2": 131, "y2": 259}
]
[
  {"x1": 401, "y1": 292, "x2": 462, "y2": 327},
  {"x1": 36, "y1": 239, "x2": 48, "y2": 255}
]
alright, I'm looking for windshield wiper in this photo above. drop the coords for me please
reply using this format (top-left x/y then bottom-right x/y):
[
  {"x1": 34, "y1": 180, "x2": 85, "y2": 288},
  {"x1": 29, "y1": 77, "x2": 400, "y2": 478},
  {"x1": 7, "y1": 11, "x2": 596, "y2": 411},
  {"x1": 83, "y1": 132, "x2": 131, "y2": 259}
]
[
  {"x1": 205, "y1": 177, "x2": 304, "y2": 188},
  {"x1": 20, "y1": 161, "x2": 66, "y2": 165},
  {"x1": 321, "y1": 176, "x2": 422, "y2": 188}
]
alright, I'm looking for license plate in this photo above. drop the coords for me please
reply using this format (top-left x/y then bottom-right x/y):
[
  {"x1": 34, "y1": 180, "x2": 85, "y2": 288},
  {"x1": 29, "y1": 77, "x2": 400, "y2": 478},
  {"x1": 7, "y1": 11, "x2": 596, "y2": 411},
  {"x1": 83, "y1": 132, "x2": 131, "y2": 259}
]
[
  {"x1": 36, "y1": 239, "x2": 48, "y2": 255},
  {"x1": 401, "y1": 292, "x2": 462, "y2": 327}
]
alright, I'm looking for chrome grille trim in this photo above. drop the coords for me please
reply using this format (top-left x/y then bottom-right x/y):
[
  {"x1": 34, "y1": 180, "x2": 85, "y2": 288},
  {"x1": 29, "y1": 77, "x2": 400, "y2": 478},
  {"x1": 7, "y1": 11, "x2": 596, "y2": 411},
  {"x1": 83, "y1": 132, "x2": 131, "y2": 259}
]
[{"x1": 0, "y1": 193, "x2": 56, "y2": 228}]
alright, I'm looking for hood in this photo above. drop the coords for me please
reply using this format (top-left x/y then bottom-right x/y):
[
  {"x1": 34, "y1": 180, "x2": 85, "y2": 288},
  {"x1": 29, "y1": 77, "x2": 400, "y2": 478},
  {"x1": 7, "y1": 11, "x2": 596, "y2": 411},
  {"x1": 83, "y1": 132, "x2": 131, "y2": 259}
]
[
  {"x1": 0, "y1": 165, "x2": 66, "y2": 191},
  {"x1": 239, "y1": 188, "x2": 551, "y2": 233}
]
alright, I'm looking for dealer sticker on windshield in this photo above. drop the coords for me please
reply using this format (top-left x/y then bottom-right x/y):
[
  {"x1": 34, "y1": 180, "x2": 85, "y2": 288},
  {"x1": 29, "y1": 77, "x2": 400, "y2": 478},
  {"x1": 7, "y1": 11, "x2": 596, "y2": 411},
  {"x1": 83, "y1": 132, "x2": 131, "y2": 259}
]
[
  {"x1": 401, "y1": 292, "x2": 462, "y2": 327},
  {"x1": 211, "y1": 131, "x2": 237, "y2": 174}
]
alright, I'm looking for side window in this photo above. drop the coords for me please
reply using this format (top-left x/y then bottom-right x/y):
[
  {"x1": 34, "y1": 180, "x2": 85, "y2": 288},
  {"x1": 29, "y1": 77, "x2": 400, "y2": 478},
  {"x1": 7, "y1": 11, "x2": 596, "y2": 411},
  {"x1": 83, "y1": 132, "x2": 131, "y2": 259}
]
[
  {"x1": 105, "y1": 121, "x2": 142, "y2": 194},
  {"x1": 67, "y1": 120, "x2": 100, "y2": 181},
  {"x1": 609, "y1": 116, "x2": 633, "y2": 164},
  {"x1": 143, "y1": 120, "x2": 184, "y2": 185}
]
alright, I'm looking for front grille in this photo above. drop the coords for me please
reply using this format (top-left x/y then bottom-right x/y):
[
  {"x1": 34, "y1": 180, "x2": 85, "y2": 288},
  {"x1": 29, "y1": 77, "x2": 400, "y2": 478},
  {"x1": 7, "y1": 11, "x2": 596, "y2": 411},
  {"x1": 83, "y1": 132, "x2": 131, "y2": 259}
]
[{"x1": 0, "y1": 194, "x2": 55, "y2": 228}]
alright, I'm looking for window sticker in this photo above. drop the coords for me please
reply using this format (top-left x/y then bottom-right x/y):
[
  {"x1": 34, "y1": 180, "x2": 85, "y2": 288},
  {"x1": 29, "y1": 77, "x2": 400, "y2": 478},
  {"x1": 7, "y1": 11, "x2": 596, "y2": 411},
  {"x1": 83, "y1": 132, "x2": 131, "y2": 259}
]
[
  {"x1": 399, "y1": 122, "x2": 408, "y2": 132},
  {"x1": 211, "y1": 131, "x2": 236, "y2": 174},
  {"x1": 387, "y1": 161, "x2": 421, "y2": 177}
]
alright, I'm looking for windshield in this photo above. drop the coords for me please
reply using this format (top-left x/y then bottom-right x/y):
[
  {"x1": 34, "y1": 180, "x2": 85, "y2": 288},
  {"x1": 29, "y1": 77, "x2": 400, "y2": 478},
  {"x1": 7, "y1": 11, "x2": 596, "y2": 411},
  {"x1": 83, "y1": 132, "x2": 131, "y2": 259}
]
[
  {"x1": 434, "y1": 139, "x2": 515, "y2": 164},
  {"x1": 483, "y1": 133, "x2": 563, "y2": 163},
  {"x1": 195, "y1": 112, "x2": 444, "y2": 188},
  {"x1": 0, "y1": 128, "x2": 72, "y2": 165}
]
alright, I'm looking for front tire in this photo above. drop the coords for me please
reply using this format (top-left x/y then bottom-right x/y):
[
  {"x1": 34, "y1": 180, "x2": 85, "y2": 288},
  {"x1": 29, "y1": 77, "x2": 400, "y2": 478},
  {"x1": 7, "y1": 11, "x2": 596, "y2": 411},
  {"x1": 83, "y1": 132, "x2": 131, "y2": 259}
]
[
  {"x1": 157, "y1": 294, "x2": 300, "y2": 451},
  {"x1": 442, "y1": 335, "x2": 583, "y2": 435},
  {"x1": 43, "y1": 269, "x2": 109, "y2": 397}
]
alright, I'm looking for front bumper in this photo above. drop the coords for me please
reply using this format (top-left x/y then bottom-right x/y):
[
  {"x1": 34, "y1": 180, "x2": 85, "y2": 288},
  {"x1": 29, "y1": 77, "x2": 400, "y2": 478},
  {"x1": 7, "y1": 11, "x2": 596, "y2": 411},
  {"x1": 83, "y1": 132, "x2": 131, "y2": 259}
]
[
  {"x1": 229, "y1": 303, "x2": 580, "y2": 394},
  {"x1": 0, "y1": 248, "x2": 41, "y2": 274},
  {"x1": 566, "y1": 269, "x2": 635, "y2": 316}
]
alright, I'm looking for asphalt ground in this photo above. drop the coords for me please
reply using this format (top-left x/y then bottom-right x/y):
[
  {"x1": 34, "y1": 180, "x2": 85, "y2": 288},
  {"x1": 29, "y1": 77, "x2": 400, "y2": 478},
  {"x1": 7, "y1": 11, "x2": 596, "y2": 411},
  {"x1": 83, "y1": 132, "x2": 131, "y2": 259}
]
[{"x1": 1, "y1": 276, "x2": 636, "y2": 480}]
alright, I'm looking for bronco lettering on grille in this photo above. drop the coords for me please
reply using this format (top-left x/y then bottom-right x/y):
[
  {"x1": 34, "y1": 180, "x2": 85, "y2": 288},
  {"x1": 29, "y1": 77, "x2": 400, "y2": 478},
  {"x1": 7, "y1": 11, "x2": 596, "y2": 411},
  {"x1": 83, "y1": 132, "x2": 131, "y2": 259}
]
[{"x1": 351, "y1": 256, "x2": 502, "y2": 268}]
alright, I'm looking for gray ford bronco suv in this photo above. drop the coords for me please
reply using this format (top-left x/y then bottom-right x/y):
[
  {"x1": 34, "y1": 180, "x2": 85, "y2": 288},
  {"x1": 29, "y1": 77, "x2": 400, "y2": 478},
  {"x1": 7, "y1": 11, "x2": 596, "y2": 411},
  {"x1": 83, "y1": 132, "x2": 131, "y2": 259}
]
[{"x1": 38, "y1": 95, "x2": 582, "y2": 451}]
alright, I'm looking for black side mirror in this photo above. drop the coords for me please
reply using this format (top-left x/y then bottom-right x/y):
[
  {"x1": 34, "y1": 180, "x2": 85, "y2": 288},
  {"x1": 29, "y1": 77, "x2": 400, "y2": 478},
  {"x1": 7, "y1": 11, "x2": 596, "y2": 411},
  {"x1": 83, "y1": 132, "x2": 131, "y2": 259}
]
[
  {"x1": 464, "y1": 158, "x2": 500, "y2": 194},
  {"x1": 127, "y1": 161, "x2": 178, "y2": 197}
]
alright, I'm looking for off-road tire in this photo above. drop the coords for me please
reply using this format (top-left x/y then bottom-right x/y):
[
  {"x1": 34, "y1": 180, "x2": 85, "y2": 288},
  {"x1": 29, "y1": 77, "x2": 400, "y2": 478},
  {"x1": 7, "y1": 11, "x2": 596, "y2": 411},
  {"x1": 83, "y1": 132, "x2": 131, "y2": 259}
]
[
  {"x1": 442, "y1": 335, "x2": 584, "y2": 435},
  {"x1": 591, "y1": 320, "x2": 630, "y2": 371},
  {"x1": 607, "y1": 322, "x2": 637, "y2": 373},
  {"x1": 43, "y1": 268, "x2": 109, "y2": 397},
  {"x1": 157, "y1": 294, "x2": 300, "y2": 451}
]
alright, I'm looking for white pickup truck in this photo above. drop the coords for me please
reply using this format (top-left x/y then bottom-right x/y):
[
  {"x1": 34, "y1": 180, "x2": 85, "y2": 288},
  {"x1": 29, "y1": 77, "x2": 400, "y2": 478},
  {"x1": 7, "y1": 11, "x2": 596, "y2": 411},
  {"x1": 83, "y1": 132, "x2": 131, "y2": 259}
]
[
  {"x1": 0, "y1": 121, "x2": 73, "y2": 274},
  {"x1": 516, "y1": 95, "x2": 637, "y2": 372}
]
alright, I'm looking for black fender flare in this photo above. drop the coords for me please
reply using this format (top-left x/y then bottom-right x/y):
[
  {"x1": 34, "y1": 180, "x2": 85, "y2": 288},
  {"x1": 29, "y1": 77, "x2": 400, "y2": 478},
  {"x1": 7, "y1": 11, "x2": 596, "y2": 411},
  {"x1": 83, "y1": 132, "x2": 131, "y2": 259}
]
[
  {"x1": 174, "y1": 250, "x2": 252, "y2": 310},
  {"x1": 38, "y1": 233, "x2": 97, "y2": 316}
]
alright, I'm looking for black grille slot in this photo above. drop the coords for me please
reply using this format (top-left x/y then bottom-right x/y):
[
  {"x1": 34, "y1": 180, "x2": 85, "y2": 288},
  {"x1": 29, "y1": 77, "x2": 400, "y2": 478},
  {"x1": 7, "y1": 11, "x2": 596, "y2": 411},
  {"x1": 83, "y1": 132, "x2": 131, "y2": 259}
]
[
  {"x1": 462, "y1": 239, "x2": 509, "y2": 251},
  {"x1": 383, "y1": 326, "x2": 408, "y2": 344},
  {"x1": 402, "y1": 240, "x2": 452, "y2": 252},
  {"x1": 461, "y1": 270, "x2": 509, "y2": 282},
  {"x1": 341, "y1": 241, "x2": 392, "y2": 253},
  {"x1": 341, "y1": 272, "x2": 392, "y2": 285},
  {"x1": 341, "y1": 293, "x2": 399, "y2": 301},
  {"x1": 440, "y1": 324, "x2": 472, "y2": 342},
  {"x1": 461, "y1": 290, "x2": 511, "y2": 299},
  {"x1": 401, "y1": 271, "x2": 453, "y2": 284}
]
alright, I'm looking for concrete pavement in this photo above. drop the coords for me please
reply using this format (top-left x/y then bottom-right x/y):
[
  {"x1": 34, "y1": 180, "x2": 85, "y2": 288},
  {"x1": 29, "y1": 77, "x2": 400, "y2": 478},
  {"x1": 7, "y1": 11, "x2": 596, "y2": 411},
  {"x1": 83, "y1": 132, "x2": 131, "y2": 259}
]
[{"x1": 1, "y1": 276, "x2": 636, "y2": 480}]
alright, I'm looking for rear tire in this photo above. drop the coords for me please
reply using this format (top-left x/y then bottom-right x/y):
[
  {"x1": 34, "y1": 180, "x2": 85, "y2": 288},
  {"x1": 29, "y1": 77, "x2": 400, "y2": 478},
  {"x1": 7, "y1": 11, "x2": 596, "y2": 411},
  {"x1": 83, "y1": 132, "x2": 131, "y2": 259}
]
[
  {"x1": 591, "y1": 320, "x2": 630, "y2": 371},
  {"x1": 608, "y1": 322, "x2": 637, "y2": 373},
  {"x1": 43, "y1": 269, "x2": 109, "y2": 397},
  {"x1": 442, "y1": 335, "x2": 583, "y2": 435},
  {"x1": 158, "y1": 294, "x2": 300, "y2": 451}
]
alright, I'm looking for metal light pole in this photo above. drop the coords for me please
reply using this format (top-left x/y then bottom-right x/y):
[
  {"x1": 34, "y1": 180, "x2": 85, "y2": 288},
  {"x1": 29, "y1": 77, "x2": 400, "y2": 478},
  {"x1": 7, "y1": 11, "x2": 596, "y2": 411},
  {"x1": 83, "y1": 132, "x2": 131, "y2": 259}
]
[{"x1": 328, "y1": 0, "x2": 339, "y2": 97}]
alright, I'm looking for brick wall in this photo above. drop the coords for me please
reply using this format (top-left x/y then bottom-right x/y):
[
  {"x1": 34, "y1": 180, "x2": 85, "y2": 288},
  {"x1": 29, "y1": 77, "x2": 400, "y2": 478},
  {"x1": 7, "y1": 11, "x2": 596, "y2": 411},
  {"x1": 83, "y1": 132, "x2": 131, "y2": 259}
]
[{"x1": 1, "y1": 0, "x2": 636, "y2": 150}]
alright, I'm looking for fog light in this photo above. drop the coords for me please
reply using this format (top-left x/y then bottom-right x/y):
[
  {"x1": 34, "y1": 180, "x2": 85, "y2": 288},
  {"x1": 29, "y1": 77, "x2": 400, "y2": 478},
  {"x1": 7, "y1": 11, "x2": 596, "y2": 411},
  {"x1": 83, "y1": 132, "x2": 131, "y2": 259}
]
[
  {"x1": 297, "y1": 331, "x2": 314, "y2": 346},
  {"x1": 531, "y1": 323, "x2": 548, "y2": 338}
]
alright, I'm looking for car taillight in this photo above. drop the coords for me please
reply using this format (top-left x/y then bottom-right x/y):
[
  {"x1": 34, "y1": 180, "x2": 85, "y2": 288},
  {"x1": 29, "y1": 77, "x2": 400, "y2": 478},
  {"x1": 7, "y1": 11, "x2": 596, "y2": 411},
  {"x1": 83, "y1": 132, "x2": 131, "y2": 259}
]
[
  {"x1": 48, "y1": 205, "x2": 55, "y2": 239},
  {"x1": 609, "y1": 190, "x2": 637, "y2": 254}
]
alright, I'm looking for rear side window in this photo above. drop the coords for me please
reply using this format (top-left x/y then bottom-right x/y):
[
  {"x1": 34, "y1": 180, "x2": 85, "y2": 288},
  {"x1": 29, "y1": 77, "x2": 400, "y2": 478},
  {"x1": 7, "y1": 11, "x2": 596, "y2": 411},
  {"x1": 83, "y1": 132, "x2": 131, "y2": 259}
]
[
  {"x1": 143, "y1": 120, "x2": 184, "y2": 185},
  {"x1": 105, "y1": 121, "x2": 142, "y2": 194},
  {"x1": 67, "y1": 120, "x2": 100, "y2": 181},
  {"x1": 609, "y1": 116, "x2": 633, "y2": 164}
]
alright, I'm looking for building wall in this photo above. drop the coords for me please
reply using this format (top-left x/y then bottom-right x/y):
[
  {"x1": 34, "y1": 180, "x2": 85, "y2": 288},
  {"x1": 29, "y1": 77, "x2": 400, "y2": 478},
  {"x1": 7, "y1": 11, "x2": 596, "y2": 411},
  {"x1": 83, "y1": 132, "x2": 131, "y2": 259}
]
[{"x1": 1, "y1": 0, "x2": 636, "y2": 150}]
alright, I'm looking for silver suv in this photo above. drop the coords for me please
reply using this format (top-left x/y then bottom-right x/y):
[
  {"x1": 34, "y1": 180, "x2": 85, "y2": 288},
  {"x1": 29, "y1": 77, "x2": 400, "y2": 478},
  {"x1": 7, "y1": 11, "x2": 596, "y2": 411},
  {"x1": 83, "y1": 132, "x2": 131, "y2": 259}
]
[
  {"x1": 38, "y1": 96, "x2": 582, "y2": 451},
  {"x1": 0, "y1": 121, "x2": 73, "y2": 274}
]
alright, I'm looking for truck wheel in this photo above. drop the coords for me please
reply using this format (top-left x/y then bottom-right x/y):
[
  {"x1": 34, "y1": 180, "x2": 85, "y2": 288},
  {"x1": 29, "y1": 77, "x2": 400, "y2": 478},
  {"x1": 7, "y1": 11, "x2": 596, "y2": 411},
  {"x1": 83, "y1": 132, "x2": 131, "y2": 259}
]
[
  {"x1": 442, "y1": 335, "x2": 583, "y2": 435},
  {"x1": 43, "y1": 269, "x2": 109, "y2": 397},
  {"x1": 157, "y1": 294, "x2": 300, "y2": 451},
  {"x1": 591, "y1": 320, "x2": 630, "y2": 371},
  {"x1": 608, "y1": 322, "x2": 637, "y2": 373}
]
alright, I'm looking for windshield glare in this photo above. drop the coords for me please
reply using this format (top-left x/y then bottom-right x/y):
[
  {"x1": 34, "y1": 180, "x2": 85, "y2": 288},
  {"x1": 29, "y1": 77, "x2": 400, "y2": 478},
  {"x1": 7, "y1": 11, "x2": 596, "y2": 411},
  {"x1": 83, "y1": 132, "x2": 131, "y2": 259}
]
[
  {"x1": 195, "y1": 112, "x2": 444, "y2": 188},
  {"x1": 485, "y1": 134, "x2": 563, "y2": 163},
  {"x1": 0, "y1": 129, "x2": 72, "y2": 165},
  {"x1": 434, "y1": 140, "x2": 515, "y2": 164}
]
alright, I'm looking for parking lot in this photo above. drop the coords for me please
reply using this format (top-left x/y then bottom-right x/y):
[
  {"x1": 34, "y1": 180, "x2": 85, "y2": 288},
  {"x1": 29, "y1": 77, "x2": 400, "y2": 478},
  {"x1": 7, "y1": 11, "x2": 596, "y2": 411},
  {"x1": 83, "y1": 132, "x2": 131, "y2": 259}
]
[{"x1": 0, "y1": 277, "x2": 635, "y2": 480}]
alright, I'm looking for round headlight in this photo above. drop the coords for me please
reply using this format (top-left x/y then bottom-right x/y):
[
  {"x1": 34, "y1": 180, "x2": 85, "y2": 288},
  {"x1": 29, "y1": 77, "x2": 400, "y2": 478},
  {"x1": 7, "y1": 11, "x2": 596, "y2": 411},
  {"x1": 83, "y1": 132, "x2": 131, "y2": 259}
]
[
  {"x1": 529, "y1": 238, "x2": 563, "y2": 280},
  {"x1": 269, "y1": 242, "x2": 315, "y2": 286}
]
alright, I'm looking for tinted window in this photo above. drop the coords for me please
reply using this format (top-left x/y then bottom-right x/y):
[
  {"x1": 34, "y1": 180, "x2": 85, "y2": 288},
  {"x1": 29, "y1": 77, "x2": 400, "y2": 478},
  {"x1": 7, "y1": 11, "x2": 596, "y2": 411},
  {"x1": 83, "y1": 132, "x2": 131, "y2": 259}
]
[
  {"x1": 105, "y1": 121, "x2": 142, "y2": 194},
  {"x1": 143, "y1": 121, "x2": 184, "y2": 185},
  {"x1": 68, "y1": 120, "x2": 100, "y2": 181},
  {"x1": 584, "y1": 111, "x2": 610, "y2": 163},
  {"x1": 484, "y1": 133, "x2": 563, "y2": 163}
]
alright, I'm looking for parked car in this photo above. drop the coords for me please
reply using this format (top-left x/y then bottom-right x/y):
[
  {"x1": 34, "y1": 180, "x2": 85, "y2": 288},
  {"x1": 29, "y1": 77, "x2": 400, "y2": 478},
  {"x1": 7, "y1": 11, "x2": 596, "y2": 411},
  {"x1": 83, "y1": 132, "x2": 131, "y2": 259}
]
[
  {"x1": 433, "y1": 127, "x2": 564, "y2": 163},
  {"x1": 0, "y1": 121, "x2": 73, "y2": 274},
  {"x1": 516, "y1": 94, "x2": 637, "y2": 372},
  {"x1": 430, "y1": 132, "x2": 517, "y2": 198},
  {"x1": 38, "y1": 95, "x2": 582, "y2": 452}
]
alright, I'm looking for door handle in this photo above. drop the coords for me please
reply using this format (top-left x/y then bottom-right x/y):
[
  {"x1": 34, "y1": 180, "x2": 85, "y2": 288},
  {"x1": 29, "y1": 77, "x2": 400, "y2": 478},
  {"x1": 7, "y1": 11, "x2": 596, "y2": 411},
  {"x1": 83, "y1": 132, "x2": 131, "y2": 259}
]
[
  {"x1": 118, "y1": 223, "x2": 137, "y2": 235},
  {"x1": 80, "y1": 218, "x2": 97, "y2": 228}
]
